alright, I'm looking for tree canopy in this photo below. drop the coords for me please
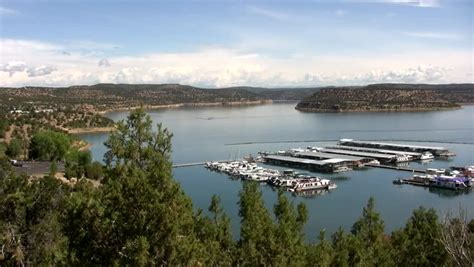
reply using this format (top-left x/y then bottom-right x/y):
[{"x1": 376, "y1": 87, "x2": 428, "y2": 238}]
[{"x1": 29, "y1": 130, "x2": 72, "y2": 161}]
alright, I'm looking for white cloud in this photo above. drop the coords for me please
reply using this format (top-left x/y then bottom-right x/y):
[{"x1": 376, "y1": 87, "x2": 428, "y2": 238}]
[
  {"x1": 0, "y1": 6, "x2": 18, "y2": 16},
  {"x1": 98, "y1": 58, "x2": 111, "y2": 67},
  {"x1": 27, "y1": 65, "x2": 57, "y2": 77},
  {"x1": 0, "y1": 61, "x2": 56, "y2": 77},
  {"x1": 0, "y1": 38, "x2": 472, "y2": 87},
  {"x1": 403, "y1": 31, "x2": 461, "y2": 40},
  {"x1": 0, "y1": 61, "x2": 27, "y2": 76},
  {"x1": 247, "y1": 6, "x2": 290, "y2": 21},
  {"x1": 348, "y1": 0, "x2": 441, "y2": 8}
]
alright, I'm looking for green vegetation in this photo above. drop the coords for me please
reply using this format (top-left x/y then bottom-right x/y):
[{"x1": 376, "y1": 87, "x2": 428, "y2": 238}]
[
  {"x1": 1, "y1": 108, "x2": 473, "y2": 266},
  {"x1": 296, "y1": 83, "x2": 474, "y2": 112},
  {"x1": 0, "y1": 119, "x2": 9, "y2": 138},
  {"x1": 64, "y1": 149, "x2": 104, "y2": 180},
  {"x1": 29, "y1": 130, "x2": 72, "y2": 161},
  {"x1": 6, "y1": 138, "x2": 23, "y2": 159},
  {"x1": 0, "y1": 84, "x2": 269, "y2": 112}
]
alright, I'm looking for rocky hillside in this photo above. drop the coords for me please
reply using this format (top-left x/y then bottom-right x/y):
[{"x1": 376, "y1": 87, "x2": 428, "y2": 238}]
[
  {"x1": 296, "y1": 84, "x2": 474, "y2": 112},
  {"x1": 0, "y1": 84, "x2": 270, "y2": 111},
  {"x1": 237, "y1": 87, "x2": 321, "y2": 101}
]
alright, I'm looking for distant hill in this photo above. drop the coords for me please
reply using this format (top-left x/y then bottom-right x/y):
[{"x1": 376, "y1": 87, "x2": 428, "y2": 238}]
[
  {"x1": 296, "y1": 84, "x2": 474, "y2": 112},
  {"x1": 0, "y1": 84, "x2": 273, "y2": 111},
  {"x1": 233, "y1": 87, "x2": 321, "y2": 101},
  {"x1": 0, "y1": 83, "x2": 325, "y2": 113}
]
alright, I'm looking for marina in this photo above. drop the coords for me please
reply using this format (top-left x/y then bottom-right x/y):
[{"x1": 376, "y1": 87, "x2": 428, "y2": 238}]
[
  {"x1": 200, "y1": 139, "x2": 470, "y2": 195},
  {"x1": 204, "y1": 160, "x2": 337, "y2": 196},
  {"x1": 86, "y1": 103, "x2": 474, "y2": 238}
]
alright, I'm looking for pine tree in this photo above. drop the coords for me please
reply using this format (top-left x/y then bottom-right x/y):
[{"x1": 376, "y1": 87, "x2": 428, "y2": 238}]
[
  {"x1": 350, "y1": 197, "x2": 392, "y2": 266},
  {"x1": 64, "y1": 108, "x2": 199, "y2": 265},
  {"x1": 306, "y1": 230, "x2": 334, "y2": 267},
  {"x1": 392, "y1": 207, "x2": 448, "y2": 266},
  {"x1": 273, "y1": 190, "x2": 308, "y2": 266},
  {"x1": 237, "y1": 181, "x2": 275, "y2": 266}
]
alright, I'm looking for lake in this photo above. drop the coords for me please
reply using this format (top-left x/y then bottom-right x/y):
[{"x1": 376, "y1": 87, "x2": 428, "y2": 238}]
[{"x1": 79, "y1": 102, "x2": 474, "y2": 241}]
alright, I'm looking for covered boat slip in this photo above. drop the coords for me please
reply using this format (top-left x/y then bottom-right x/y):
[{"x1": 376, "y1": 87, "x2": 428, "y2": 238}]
[
  {"x1": 325, "y1": 145, "x2": 422, "y2": 158},
  {"x1": 263, "y1": 155, "x2": 349, "y2": 173},
  {"x1": 293, "y1": 151, "x2": 369, "y2": 167},
  {"x1": 338, "y1": 139, "x2": 450, "y2": 156},
  {"x1": 318, "y1": 148, "x2": 397, "y2": 163}
]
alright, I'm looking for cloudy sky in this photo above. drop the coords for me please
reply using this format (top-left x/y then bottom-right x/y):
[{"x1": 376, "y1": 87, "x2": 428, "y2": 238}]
[{"x1": 0, "y1": 0, "x2": 472, "y2": 87}]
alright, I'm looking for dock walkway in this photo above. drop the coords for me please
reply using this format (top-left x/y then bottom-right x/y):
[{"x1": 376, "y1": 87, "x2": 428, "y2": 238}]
[{"x1": 366, "y1": 164, "x2": 426, "y2": 173}]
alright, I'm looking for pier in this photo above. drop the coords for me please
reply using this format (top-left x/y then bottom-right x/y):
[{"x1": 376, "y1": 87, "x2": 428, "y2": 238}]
[
  {"x1": 366, "y1": 164, "x2": 426, "y2": 173},
  {"x1": 173, "y1": 162, "x2": 206, "y2": 168},
  {"x1": 173, "y1": 160, "x2": 233, "y2": 168}
]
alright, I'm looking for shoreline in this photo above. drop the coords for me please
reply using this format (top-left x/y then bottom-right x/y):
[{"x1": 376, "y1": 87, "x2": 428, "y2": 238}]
[
  {"x1": 67, "y1": 126, "x2": 116, "y2": 134},
  {"x1": 295, "y1": 106, "x2": 462, "y2": 113},
  {"x1": 97, "y1": 100, "x2": 273, "y2": 114}
]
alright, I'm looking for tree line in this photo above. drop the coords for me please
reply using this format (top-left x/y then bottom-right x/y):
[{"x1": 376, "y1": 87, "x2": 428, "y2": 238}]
[{"x1": 1, "y1": 108, "x2": 473, "y2": 266}]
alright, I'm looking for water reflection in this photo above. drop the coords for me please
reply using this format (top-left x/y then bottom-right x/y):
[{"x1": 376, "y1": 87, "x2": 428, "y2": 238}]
[{"x1": 427, "y1": 187, "x2": 472, "y2": 198}]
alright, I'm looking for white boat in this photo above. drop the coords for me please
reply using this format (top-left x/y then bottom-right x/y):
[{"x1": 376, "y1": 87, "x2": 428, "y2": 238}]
[
  {"x1": 420, "y1": 152, "x2": 434, "y2": 160},
  {"x1": 368, "y1": 159, "x2": 380, "y2": 165},
  {"x1": 290, "y1": 178, "x2": 334, "y2": 192},
  {"x1": 396, "y1": 155, "x2": 412, "y2": 162},
  {"x1": 333, "y1": 166, "x2": 352, "y2": 173}
]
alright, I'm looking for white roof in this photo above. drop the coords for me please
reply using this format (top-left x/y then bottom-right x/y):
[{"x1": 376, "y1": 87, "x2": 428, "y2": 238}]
[{"x1": 321, "y1": 158, "x2": 349, "y2": 164}]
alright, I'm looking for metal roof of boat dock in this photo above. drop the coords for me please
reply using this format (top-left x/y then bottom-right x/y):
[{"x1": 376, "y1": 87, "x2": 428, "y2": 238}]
[
  {"x1": 339, "y1": 140, "x2": 446, "y2": 150},
  {"x1": 294, "y1": 151, "x2": 367, "y2": 161},
  {"x1": 326, "y1": 146, "x2": 422, "y2": 156},
  {"x1": 319, "y1": 148, "x2": 397, "y2": 160},
  {"x1": 264, "y1": 155, "x2": 330, "y2": 166}
]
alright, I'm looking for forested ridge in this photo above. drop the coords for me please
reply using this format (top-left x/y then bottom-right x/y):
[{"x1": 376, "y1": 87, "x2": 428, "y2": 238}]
[
  {"x1": 1, "y1": 109, "x2": 473, "y2": 266},
  {"x1": 296, "y1": 83, "x2": 474, "y2": 112}
]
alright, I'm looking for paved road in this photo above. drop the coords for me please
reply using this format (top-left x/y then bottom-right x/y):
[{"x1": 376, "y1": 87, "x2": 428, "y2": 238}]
[{"x1": 13, "y1": 161, "x2": 65, "y2": 175}]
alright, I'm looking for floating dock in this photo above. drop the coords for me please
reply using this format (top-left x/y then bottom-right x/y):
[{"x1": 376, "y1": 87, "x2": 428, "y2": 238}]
[
  {"x1": 318, "y1": 148, "x2": 397, "y2": 163},
  {"x1": 366, "y1": 163, "x2": 426, "y2": 173},
  {"x1": 339, "y1": 139, "x2": 451, "y2": 156},
  {"x1": 263, "y1": 155, "x2": 347, "y2": 173},
  {"x1": 325, "y1": 145, "x2": 422, "y2": 159},
  {"x1": 293, "y1": 151, "x2": 369, "y2": 168}
]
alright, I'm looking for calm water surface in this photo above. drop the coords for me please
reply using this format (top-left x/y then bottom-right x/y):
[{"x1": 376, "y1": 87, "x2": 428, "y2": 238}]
[{"x1": 79, "y1": 103, "x2": 474, "y2": 240}]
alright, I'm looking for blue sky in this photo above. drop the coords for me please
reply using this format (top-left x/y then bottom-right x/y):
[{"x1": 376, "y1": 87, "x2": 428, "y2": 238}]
[{"x1": 0, "y1": 0, "x2": 472, "y2": 87}]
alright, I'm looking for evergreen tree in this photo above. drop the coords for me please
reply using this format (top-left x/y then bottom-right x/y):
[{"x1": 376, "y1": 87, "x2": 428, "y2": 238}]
[
  {"x1": 0, "y1": 170, "x2": 68, "y2": 266},
  {"x1": 6, "y1": 138, "x2": 22, "y2": 159},
  {"x1": 273, "y1": 190, "x2": 308, "y2": 266},
  {"x1": 350, "y1": 197, "x2": 392, "y2": 266},
  {"x1": 237, "y1": 181, "x2": 275, "y2": 266},
  {"x1": 194, "y1": 195, "x2": 234, "y2": 266},
  {"x1": 331, "y1": 227, "x2": 351, "y2": 267},
  {"x1": 306, "y1": 230, "x2": 334, "y2": 267},
  {"x1": 392, "y1": 207, "x2": 448, "y2": 266},
  {"x1": 64, "y1": 108, "x2": 199, "y2": 265}
]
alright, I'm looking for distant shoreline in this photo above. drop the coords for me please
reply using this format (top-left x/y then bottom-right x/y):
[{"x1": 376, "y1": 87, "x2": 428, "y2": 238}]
[
  {"x1": 295, "y1": 106, "x2": 462, "y2": 113},
  {"x1": 98, "y1": 100, "x2": 273, "y2": 114},
  {"x1": 67, "y1": 100, "x2": 272, "y2": 134},
  {"x1": 67, "y1": 126, "x2": 116, "y2": 134}
]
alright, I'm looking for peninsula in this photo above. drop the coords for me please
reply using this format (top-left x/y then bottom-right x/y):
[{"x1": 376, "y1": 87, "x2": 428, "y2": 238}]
[{"x1": 295, "y1": 84, "x2": 474, "y2": 112}]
